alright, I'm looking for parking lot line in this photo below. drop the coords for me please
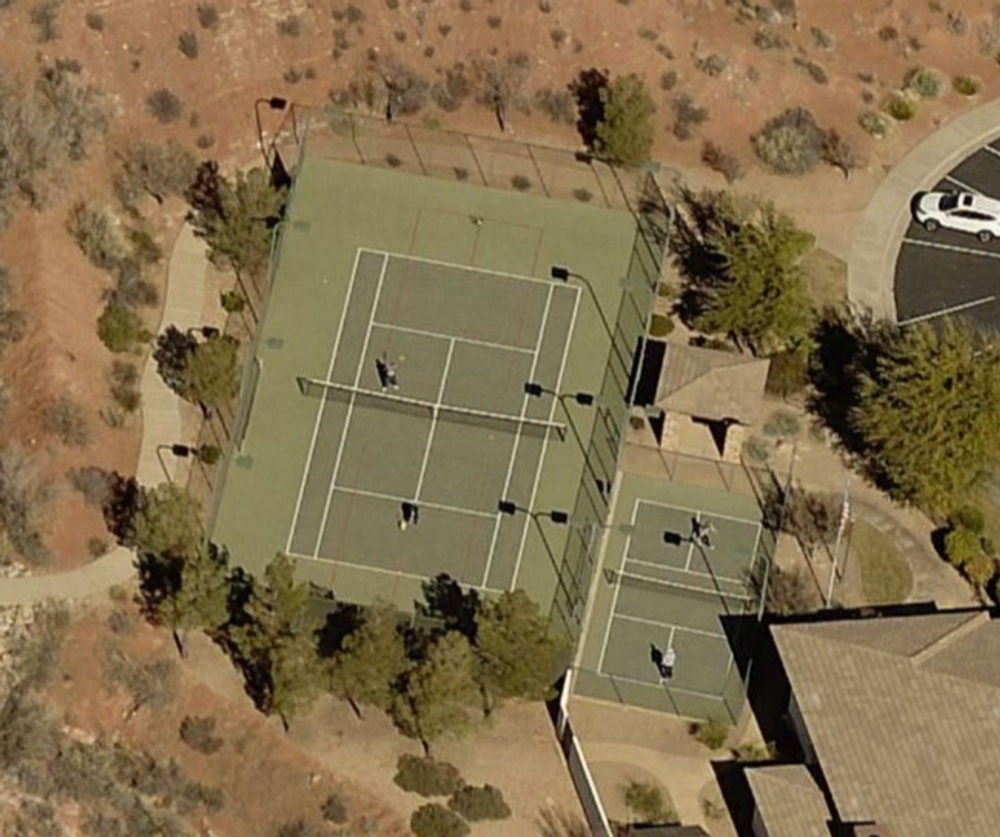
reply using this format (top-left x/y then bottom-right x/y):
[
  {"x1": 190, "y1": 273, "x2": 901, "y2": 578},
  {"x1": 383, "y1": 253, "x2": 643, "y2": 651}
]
[
  {"x1": 902, "y1": 237, "x2": 1000, "y2": 261},
  {"x1": 944, "y1": 175, "x2": 984, "y2": 195},
  {"x1": 898, "y1": 294, "x2": 997, "y2": 326}
]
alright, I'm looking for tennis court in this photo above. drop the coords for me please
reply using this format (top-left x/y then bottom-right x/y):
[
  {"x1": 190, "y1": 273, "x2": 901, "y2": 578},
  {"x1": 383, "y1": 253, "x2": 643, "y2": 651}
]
[
  {"x1": 575, "y1": 474, "x2": 768, "y2": 721},
  {"x1": 285, "y1": 248, "x2": 579, "y2": 592}
]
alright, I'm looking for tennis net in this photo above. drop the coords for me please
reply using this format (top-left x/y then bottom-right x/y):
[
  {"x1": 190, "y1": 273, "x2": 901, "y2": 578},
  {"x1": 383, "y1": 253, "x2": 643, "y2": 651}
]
[
  {"x1": 298, "y1": 376, "x2": 567, "y2": 439},
  {"x1": 607, "y1": 567, "x2": 756, "y2": 609}
]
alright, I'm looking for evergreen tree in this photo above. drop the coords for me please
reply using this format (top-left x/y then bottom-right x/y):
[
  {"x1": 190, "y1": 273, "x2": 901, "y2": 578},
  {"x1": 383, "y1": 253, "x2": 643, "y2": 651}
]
[
  {"x1": 328, "y1": 600, "x2": 408, "y2": 718},
  {"x1": 132, "y1": 482, "x2": 202, "y2": 558},
  {"x1": 474, "y1": 590, "x2": 567, "y2": 714},
  {"x1": 230, "y1": 553, "x2": 322, "y2": 729},
  {"x1": 392, "y1": 632, "x2": 480, "y2": 755},
  {"x1": 593, "y1": 73, "x2": 655, "y2": 166},
  {"x1": 850, "y1": 319, "x2": 1000, "y2": 511}
]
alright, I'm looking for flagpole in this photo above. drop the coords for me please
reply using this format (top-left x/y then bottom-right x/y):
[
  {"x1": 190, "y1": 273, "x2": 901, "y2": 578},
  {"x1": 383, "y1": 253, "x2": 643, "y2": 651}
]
[{"x1": 826, "y1": 479, "x2": 851, "y2": 608}]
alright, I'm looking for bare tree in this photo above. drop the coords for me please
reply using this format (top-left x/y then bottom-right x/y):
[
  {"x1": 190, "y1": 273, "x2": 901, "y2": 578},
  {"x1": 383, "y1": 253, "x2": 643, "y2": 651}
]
[{"x1": 472, "y1": 53, "x2": 530, "y2": 131}]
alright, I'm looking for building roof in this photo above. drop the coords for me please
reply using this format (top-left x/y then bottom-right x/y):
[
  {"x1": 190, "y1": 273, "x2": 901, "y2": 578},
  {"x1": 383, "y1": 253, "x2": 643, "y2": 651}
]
[
  {"x1": 772, "y1": 610, "x2": 1000, "y2": 836},
  {"x1": 654, "y1": 344, "x2": 769, "y2": 423},
  {"x1": 745, "y1": 765, "x2": 832, "y2": 837}
]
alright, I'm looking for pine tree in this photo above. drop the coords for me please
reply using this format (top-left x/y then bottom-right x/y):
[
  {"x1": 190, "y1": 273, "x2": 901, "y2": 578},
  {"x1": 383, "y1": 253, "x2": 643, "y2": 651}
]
[
  {"x1": 132, "y1": 482, "x2": 203, "y2": 558},
  {"x1": 392, "y1": 632, "x2": 480, "y2": 754},
  {"x1": 328, "y1": 600, "x2": 408, "y2": 718},
  {"x1": 593, "y1": 73, "x2": 655, "y2": 166},
  {"x1": 474, "y1": 590, "x2": 567, "y2": 714}
]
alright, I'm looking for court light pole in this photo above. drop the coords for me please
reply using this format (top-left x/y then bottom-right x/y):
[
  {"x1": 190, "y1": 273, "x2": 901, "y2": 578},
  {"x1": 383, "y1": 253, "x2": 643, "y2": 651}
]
[
  {"x1": 186, "y1": 325, "x2": 221, "y2": 341},
  {"x1": 549, "y1": 265, "x2": 618, "y2": 357},
  {"x1": 155, "y1": 443, "x2": 194, "y2": 484},
  {"x1": 497, "y1": 501, "x2": 633, "y2": 535},
  {"x1": 255, "y1": 96, "x2": 288, "y2": 168},
  {"x1": 523, "y1": 382, "x2": 600, "y2": 407}
]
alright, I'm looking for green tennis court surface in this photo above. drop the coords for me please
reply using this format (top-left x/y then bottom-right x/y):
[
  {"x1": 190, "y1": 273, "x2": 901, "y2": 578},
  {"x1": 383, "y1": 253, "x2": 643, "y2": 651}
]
[
  {"x1": 209, "y1": 147, "x2": 648, "y2": 619},
  {"x1": 286, "y1": 249, "x2": 578, "y2": 592},
  {"x1": 575, "y1": 473, "x2": 768, "y2": 721}
]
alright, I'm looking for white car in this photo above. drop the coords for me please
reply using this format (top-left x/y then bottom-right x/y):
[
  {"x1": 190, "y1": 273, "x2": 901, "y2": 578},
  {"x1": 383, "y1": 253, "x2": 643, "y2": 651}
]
[{"x1": 914, "y1": 191, "x2": 1000, "y2": 242}]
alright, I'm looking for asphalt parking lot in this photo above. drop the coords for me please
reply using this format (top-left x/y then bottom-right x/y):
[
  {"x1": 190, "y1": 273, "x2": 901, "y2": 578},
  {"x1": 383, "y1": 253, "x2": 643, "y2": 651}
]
[{"x1": 895, "y1": 137, "x2": 1000, "y2": 332}]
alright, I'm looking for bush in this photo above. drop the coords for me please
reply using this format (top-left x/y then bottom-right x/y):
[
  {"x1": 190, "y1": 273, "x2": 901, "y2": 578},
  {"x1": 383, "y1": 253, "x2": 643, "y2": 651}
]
[
  {"x1": 179, "y1": 716, "x2": 223, "y2": 755},
  {"x1": 962, "y1": 553, "x2": 996, "y2": 587},
  {"x1": 765, "y1": 565, "x2": 819, "y2": 615},
  {"x1": 44, "y1": 395, "x2": 89, "y2": 447},
  {"x1": 85, "y1": 11, "x2": 104, "y2": 31},
  {"x1": 30, "y1": 0, "x2": 61, "y2": 42},
  {"x1": 97, "y1": 302, "x2": 149, "y2": 353},
  {"x1": 448, "y1": 785, "x2": 511, "y2": 821},
  {"x1": 947, "y1": 506, "x2": 984, "y2": 534},
  {"x1": 765, "y1": 349, "x2": 809, "y2": 397},
  {"x1": 67, "y1": 201, "x2": 122, "y2": 271},
  {"x1": 858, "y1": 110, "x2": 894, "y2": 139},
  {"x1": 220, "y1": 290, "x2": 246, "y2": 313},
  {"x1": 533, "y1": 87, "x2": 575, "y2": 124},
  {"x1": 623, "y1": 780, "x2": 676, "y2": 825},
  {"x1": 511, "y1": 174, "x2": 532, "y2": 191},
  {"x1": 394, "y1": 755, "x2": 464, "y2": 797},
  {"x1": 321, "y1": 792, "x2": 348, "y2": 823},
  {"x1": 883, "y1": 92, "x2": 917, "y2": 121},
  {"x1": 146, "y1": 89, "x2": 184, "y2": 123},
  {"x1": 905, "y1": 67, "x2": 947, "y2": 99},
  {"x1": 411, "y1": 804, "x2": 470, "y2": 837},
  {"x1": 196, "y1": 444, "x2": 221, "y2": 465},
  {"x1": 649, "y1": 314, "x2": 674, "y2": 337},
  {"x1": 276, "y1": 14, "x2": 302, "y2": 36},
  {"x1": 700, "y1": 140, "x2": 743, "y2": 183},
  {"x1": 671, "y1": 93, "x2": 709, "y2": 140},
  {"x1": 178, "y1": 30, "x2": 199, "y2": 59},
  {"x1": 70, "y1": 466, "x2": 113, "y2": 504},
  {"x1": 691, "y1": 718, "x2": 729, "y2": 750},
  {"x1": 943, "y1": 526, "x2": 982, "y2": 567},
  {"x1": 196, "y1": 2, "x2": 220, "y2": 29},
  {"x1": 752, "y1": 107, "x2": 826, "y2": 174},
  {"x1": 953, "y1": 74, "x2": 981, "y2": 96},
  {"x1": 762, "y1": 410, "x2": 800, "y2": 438}
]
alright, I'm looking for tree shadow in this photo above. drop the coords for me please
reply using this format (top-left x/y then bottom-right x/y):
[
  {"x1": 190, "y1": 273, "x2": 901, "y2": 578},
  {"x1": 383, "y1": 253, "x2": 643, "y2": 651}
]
[
  {"x1": 315, "y1": 601, "x2": 364, "y2": 659},
  {"x1": 568, "y1": 67, "x2": 608, "y2": 150},
  {"x1": 418, "y1": 573, "x2": 481, "y2": 642},
  {"x1": 102, "y1": 472, "x2": 142, "y2": 547}
]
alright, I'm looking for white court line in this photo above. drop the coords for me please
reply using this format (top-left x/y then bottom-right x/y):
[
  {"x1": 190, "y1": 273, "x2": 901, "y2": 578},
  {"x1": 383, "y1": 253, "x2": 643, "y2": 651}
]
[
  {"x1": 897, "y1": 292, "x2": 998, "y2": 326},
  {"x1": 372, "y1": 320, "x2": 535, "y2": 356},
  {"x1": 413, "y1": 339, "x2": 456, "y2": 502},
  {"x1": 356, "y1": 245, "x2": 580, "y2": 289},
  {"x1": 287, "y1": 550, "x2": 506, "y2": 594},
  {"x1": 331, "y1": 485, "x2": 495, "y2": 520},
  {"x1": 635, "y1": 497, "x2": 761, "y2": 528},
  {"x1": 508, "y1": 286, "x2": 581, "y2": 590},
  {"x1": 482, "y1": 285, "x2": 554, "y2": 587},
  {"x1": 312, "y1": 255, "x2": 389, "y2": 557},
  {"x1": 609, "y1": 611, "x2": 727, "y2": 641},
  {"x1": 901, "y1": 236, "x2": 1000, "y2": 261},
  {"x1": 596, "y1": 499, "x2": 640, "y2": 674},
  {"x1": 683, "y1": 511, "x2": 700, "y2": 571},
  {"x1": 944, "y1": 175, "x2": 983, "y2": 195},
  {"x1": 596, "y1": 669, "x2": 732, "y2": 701},
  {"x1": 623, "y1": 556, "x2": 745, "y2": 588},
  {"x1": 286, "y1": 249, "x2": 364, "y2": 553}
]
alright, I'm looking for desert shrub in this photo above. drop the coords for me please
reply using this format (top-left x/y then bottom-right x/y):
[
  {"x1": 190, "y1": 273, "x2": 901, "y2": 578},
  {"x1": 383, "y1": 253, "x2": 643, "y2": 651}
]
[
  {"x1": 573, "y1": 188, "x2": 593, "y2": 202},
  {"x1": 114, "y1": 140, "x2": 197, "y2": 207},
  {"x1": 671, "y1": 93, "x2": 709, "y2": 140},
  {"x1": 822, "y1": 129, "x2": 861, "y2": 179},
  {"x1": 883, "y1": 92, "x2": 917, "y2": 120},
  {"x1": 55, "y1": 57, "x2": 82, "y2": 74},
  {"x1": 178, "y1": 30, "x2": 199, "y2": 59},
  {"x1": 858, "y1": 110, "x2": 894, "y2": 139},
  {"x1": 753, "y1": 30, "x2": 789, "y2": 51},
  {"x1": 963, "y1": 553, "x2": 996, "y2": 587},
  {"x1": 146, "y1": 88, "x2": 184, "y2": 123},
  {"x1": 905, "y1": 67, "x2": 946, "y2": 98},
  {"x1": 695, "y1": 53, "x2": 728, "y2": 77},
  {"x1": 179, "y1": 716, "x2": 223, "y2": 755},
  {"x1": 70, "y1": 466, "x2": 113, "y2": 505},
  {"x1": 196, "y1": 444, "x2": 221, "y2": 465},
  {"x1": 448, "y1": 785, "x2": 511, "y2": 821},
  {"x1": 109, "y1": 257, "x2": 158, "y2": 308},
  {"x1": 67, "y1": 201, "x2": 123, "y2": 271},
  {"x1": 700, "y1": 140, "x2": 743, "y2": 183},
  {"x1": 220, "y1": 290, "x2": 246, "y2": 313},
  {"x1": 43, "y1": 395, "x2": 89, "y2": 447},
  {"x1": 765, "y1": 348, "x2": 810, "y2": 397},
  {"x1": 85, "y1": 11, "x2": 104, "y2": 31},
  {"x1": 109, "y1": 360, "x2": 141, "y2": 413},
  {"x1": 691, "y1": 718, "x2": 729, "y2": 750},
  {"x1": 196, "y1": 133, "x2": 215, "y2": 149},
  {"x1": 97, "y1": 302, "x2": 149, "y2": 353},
  {"x1": 780, "y1": 488, "x2": 839, "y2": 553},
  {"x1": 943, "y1": 526, "x2": 982, "y2": 567},
  {"x1": 0, "y1": 444, "x2": 52, "y2": 565},
  {"x1": 953, "y1": 74, "x2": 981, "y2": 96},
  {"x1": 394, "y1": 754, "x2": 464, "y2": 797},
  {"x1": 411, "y1": 804, "x2": 470, "y2": 837},
  {"x1": 106, "y1": 650, "x2": 177, "y2": 713},
  {"x1": 321, "y1": 792, "x2": 348, "y2": 823},
  {"x1": 660, "y1": 70, "x2": 678, "y2": 90},
  {"x1": 431, "y1": 62, "x2": 471, "y2": 112},
  {"x1": 623, "y1": 781, "x2": 676, "y2": 825},
  {"x1": 487, "y1": 14, "x2": 501, "y2": 27},
  {"x1": 793, "y1": 57, "x2": 828, "y2": 85},
  {"x1": 276, "y1": 14, "x2": 301, "y2": 36},
  {"x1": 811, "y1": 26, "x2": 836, "y2": 49},
  {"x1": 533, "y1": 87, "x2": 575, "y2": 123},
  {"x1": 765, "y1": 564, "x2": 819, "y2": 615},
  {"x1": 752, "y1": 107, "x2": 825, "y2": 174},
  {"x1": 196, "y1": 2, "x2": 220, "y2": 29},
  {"x1": 89, "y1": 537, "x2": 111, "y2": 558},
  {"x1": 126, "y1": 225, "x2": 163, "y2": 265},
  {"x1": 511, "y1": 174, "x2": 532, "y2": 191},
  {"x1": 948, "y1": 505, "x2": 986, "y2": 534},
  {"x1": 946, "y1": 10, "x2": 969, "y2": 36},
  {"x1": 763, "y1": 410, "x2": 801, "y2": 439},
  {"x1": 30, "y1": 0, "x2": 61, "y2": 42},
  {"x1": 732, "y1": 742, "x2": 777, "y2": 762}
]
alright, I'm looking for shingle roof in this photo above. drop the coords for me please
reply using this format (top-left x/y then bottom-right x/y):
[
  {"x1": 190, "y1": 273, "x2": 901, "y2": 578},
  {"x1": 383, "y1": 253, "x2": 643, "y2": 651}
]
[
  {"x1": 772, "y1": 610, "x2": 1000, "y2": 836},
  {"x1": 745, "y1": 765, "x2": 832, "y2": 837},
  {"x1": 654, "y1": 344, "x2": 769, "y2": 423}
]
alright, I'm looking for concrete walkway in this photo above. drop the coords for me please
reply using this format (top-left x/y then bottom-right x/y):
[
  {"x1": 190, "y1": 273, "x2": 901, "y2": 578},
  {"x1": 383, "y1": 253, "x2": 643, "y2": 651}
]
[
  {"x1": 0, "y1": 224, "x2": 211, "y2": 606},
  {"x1": 848, "y1": 97, "x2": 1000, "y2": 319}
]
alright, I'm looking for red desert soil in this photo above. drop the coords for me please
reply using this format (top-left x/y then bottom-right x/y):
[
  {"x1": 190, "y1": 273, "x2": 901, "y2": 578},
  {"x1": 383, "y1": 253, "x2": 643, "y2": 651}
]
[{"x1": 1, "y1": 0, "x2": 997, "y2": 570}]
